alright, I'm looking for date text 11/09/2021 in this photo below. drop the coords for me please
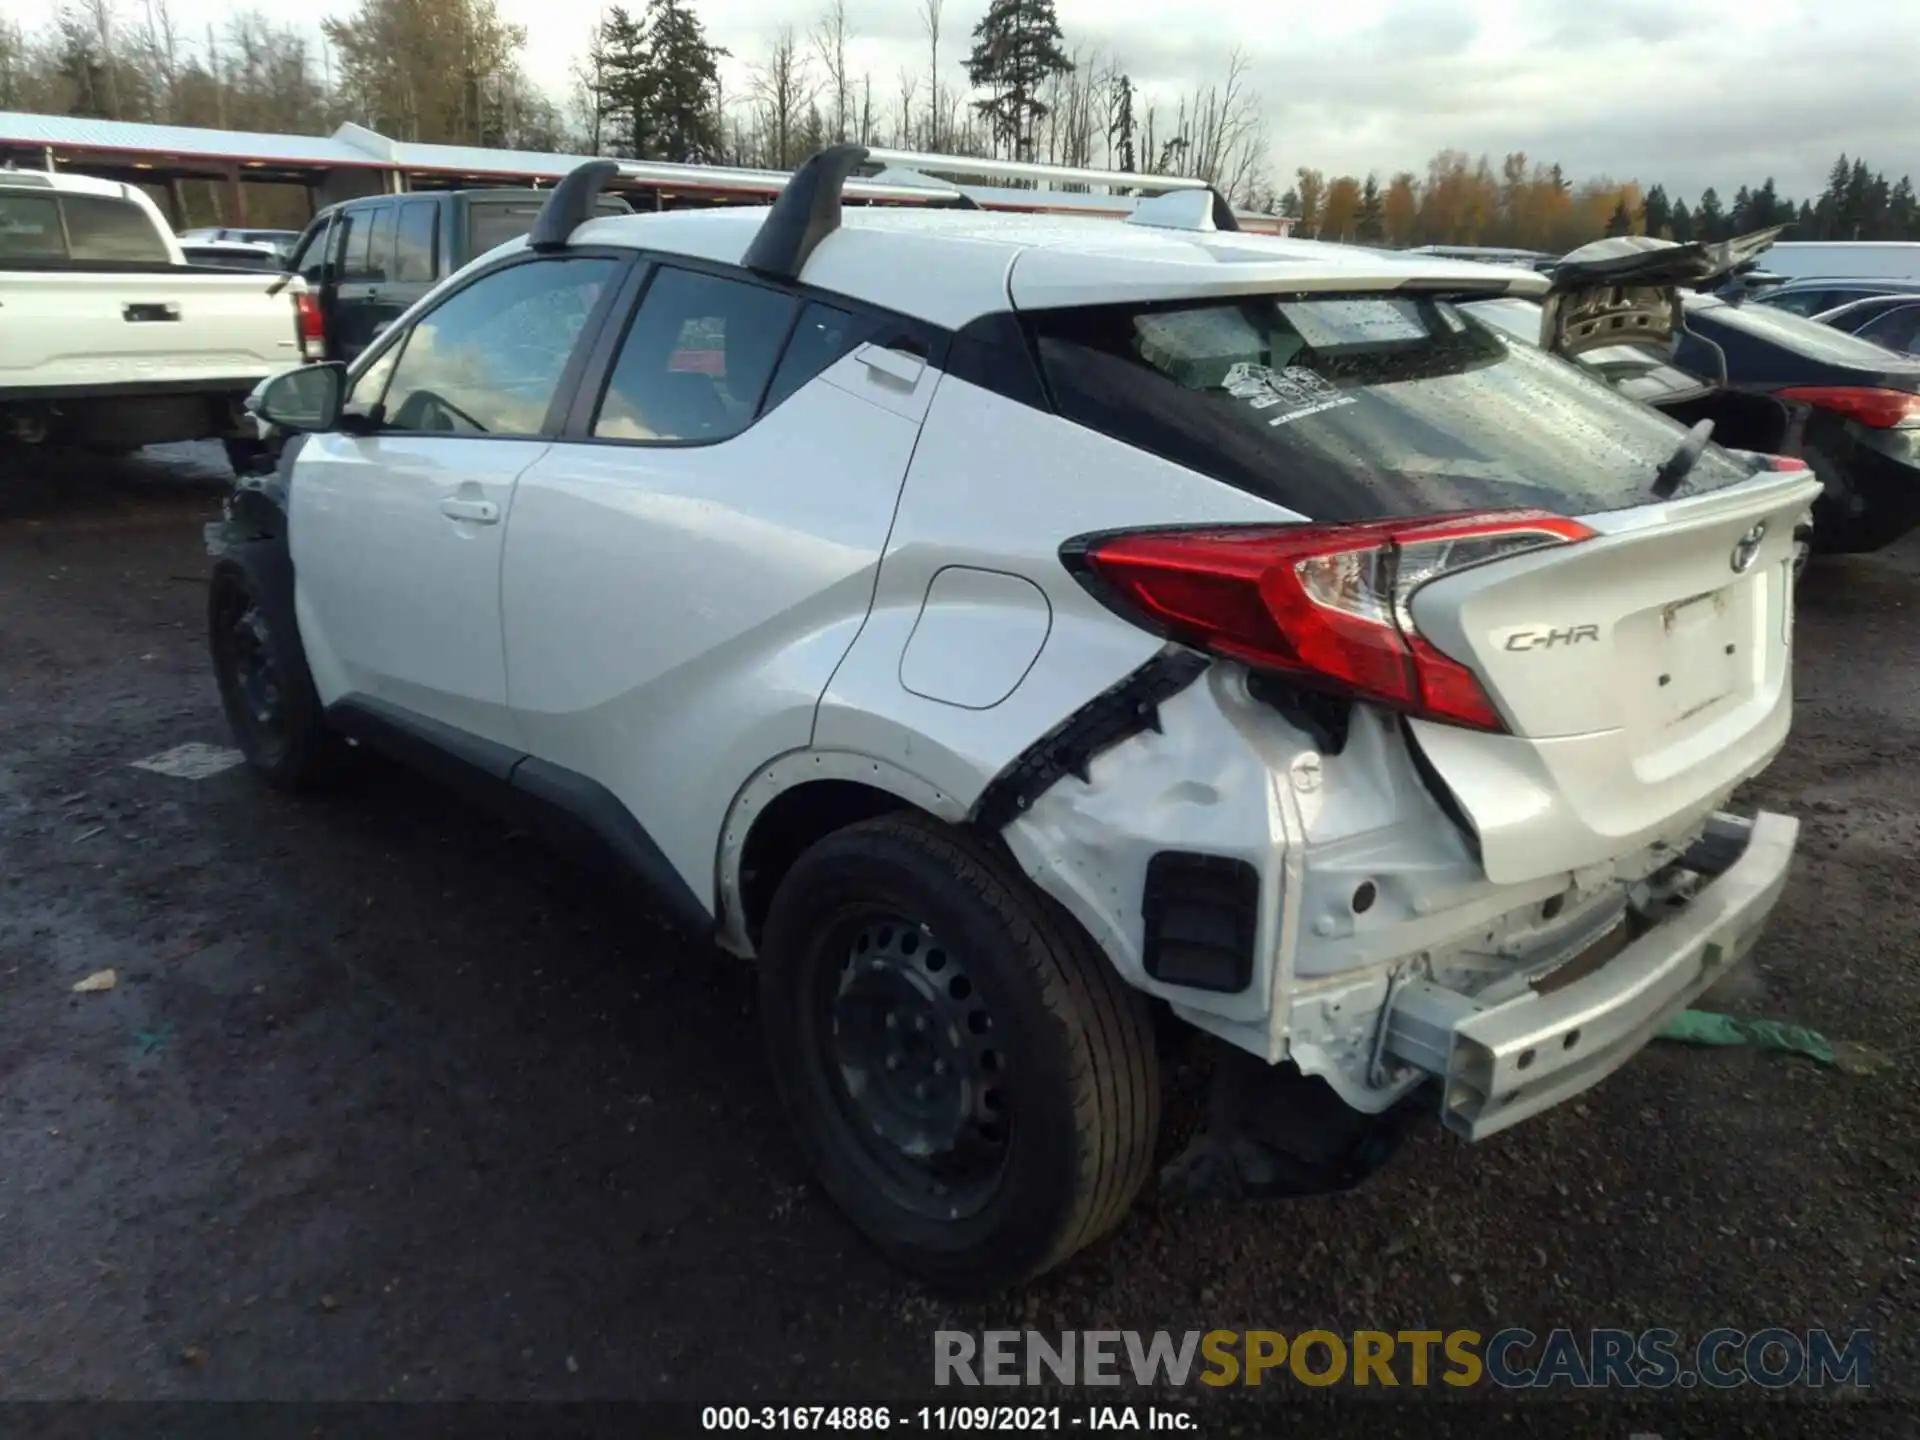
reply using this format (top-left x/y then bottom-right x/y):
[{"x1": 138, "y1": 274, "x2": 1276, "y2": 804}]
[{"x1": 702, "y1": 1407, "x2": 1193, "y2": 1432}]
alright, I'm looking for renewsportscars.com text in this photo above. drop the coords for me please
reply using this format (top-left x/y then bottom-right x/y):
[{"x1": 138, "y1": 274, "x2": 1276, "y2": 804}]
[{"x1": 933, "y1": 1328, "x2": 1874, "y2": 1390}]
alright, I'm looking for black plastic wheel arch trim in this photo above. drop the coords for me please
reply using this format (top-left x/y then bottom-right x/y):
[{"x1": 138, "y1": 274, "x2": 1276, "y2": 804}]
[
  {"x1": 324, "y1": 695, "x2": 714, "y2": 939},
  {"x1": 970, "y1": 644, "x2": 1211, "y2": 833}
]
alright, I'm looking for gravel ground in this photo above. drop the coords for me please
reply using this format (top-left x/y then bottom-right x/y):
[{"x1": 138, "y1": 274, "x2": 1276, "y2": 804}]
[{"x1": 0, "y1": 448, "x2": 1914, "y2": 1426}]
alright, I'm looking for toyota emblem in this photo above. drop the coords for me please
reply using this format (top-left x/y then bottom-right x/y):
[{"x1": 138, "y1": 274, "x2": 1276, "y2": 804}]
[{"x1": 1731, "y1": 521, "x2": 1768, "y2": 574}]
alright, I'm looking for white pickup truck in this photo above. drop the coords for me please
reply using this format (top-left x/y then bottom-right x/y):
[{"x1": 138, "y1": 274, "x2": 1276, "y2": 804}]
[{"x1": 0, "y1": 169, "x2": 308, "y2": 469}]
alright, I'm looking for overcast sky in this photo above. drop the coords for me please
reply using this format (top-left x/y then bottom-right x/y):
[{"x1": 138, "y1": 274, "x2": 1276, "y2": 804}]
[{"x1": 11, "y1": 0, "x2": 1916, "y2": 201}]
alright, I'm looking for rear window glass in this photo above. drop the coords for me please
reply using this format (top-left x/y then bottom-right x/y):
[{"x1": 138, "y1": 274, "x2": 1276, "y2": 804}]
[
  {"x1": 468, "y1": 197, "x2": 629, "y2": 257},
  {"x1": 62, "y1": 194, "x2": 169, "y2": 263},
  {"x1": 1687, "y1": 294, "x2": 1920, "y2": 369},
  {"x1": 0, "y1": 192, "x2": 64, "y2": 260},
  {"x1": 1028, "y1": 293, "x2": 1753, "y2": 521}
]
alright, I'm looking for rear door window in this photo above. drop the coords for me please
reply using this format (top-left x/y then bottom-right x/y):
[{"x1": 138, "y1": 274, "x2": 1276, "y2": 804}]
[
  {"x1": 590, "y1": 267, "x2": 800, "y2": 442},
  {"x1": 1858, "y1": 304, "x2": 1920, "y2": 356},
  {"x1": 62, "y1": 195, "x2": 170, "y2": 263},
  {"x1": 393, "y1": 201, "x2": 437, "y2": 282},
  {"x1": 1027, "y1": 292, "x2": 1754, "y2": 521},
  {"x1": 0, "y1": 192, "x2": 64, "y2": 260},
  {"x1": 344, "y1": 202, "x2": 393, "y2": 282}
]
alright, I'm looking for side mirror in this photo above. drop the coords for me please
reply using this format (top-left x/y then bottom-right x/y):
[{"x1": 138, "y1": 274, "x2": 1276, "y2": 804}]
[{"x1": 248, "y1": 362, "x2": 345, "y2": 433}]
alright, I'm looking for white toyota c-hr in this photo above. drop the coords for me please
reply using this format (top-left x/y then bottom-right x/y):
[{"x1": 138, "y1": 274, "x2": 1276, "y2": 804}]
[{"x1": 209, "y1": 146, "x2": 1817, "y2": 1291}]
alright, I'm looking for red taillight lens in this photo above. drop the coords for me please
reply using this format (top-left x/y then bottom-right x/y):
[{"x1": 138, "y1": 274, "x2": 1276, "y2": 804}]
[
  {"x1": 1776, "y1": 385, "x2": 1920, "y2": 430},
  {"x1": 293, "y1": 292, "x2": 325, "y2": 361},
  {"x1": 1072, "y1": 509, "x2": 1595, "y2": 732}
]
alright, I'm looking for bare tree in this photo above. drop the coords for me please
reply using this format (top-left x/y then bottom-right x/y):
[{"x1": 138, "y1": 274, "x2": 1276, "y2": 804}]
[
  {"x1": 569, "y1": 12, "x2": 610, "y2": 154},
  {"x1": 894, "y1": 68, "x2": 918, "y2": 149},
  {"x1": 809, "y1": 0, "x2": 850, "y2": 144},
  {"x1": 752, "y1": 26, "x2": 811, "y2": 169},
  {"x1": 919, "y1": 0, "x2": 942, "y2": 152}
]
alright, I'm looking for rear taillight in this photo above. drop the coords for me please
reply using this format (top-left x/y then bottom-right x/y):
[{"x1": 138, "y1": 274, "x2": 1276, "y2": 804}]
[
  {"x1": 1776, "y1": 385, "x2": 1920, "y2": 430},
  {"x1": 293, "y1": 292, "x2": 326, "y2": 362},
  {"x1": 1068, "y1": 510, "x2": 1596, "y2": 733}
]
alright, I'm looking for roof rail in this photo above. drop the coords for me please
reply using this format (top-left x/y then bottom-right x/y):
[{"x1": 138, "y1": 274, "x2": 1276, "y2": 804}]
[
  {"x1": 528, "y1": 158, "x2": 625, "y2": 252},
  {"x1": 742, "y1": 143, "x2": 871, "y2": 282},
  {"x1": 863, "y1": 146, "x2": 1208, "y2": 196}
]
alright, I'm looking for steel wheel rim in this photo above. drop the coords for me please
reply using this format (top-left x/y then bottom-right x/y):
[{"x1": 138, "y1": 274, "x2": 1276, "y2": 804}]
[
  {"x1": 217, "y1": 584, "x2": 284, "y2": 742},
  {"x1": 816, "y1": 912, "x2": 1009, "y2": 1219}
]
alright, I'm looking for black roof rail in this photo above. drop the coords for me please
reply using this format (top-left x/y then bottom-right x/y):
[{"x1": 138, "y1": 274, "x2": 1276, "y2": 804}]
[
  {"x1": 743, "y1": 143, "x2": 870, "y2": 281},
  {"x1": 529, "y1": 159, "x2": 623, "y2": 253}
]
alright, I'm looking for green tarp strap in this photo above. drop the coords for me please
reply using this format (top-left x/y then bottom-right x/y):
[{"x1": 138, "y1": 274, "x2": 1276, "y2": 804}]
[{"x1": 1655, "y1": 1009, "x2": 1835, "y2": 1065}]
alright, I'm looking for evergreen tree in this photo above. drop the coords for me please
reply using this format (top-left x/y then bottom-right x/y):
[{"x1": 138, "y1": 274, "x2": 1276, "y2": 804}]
[
  {"x1": 1695, "y1": 186, "x2": 1724, "y2": 242},
  {"x1": 1795, "y1": 198, "x2": 1816, "y2": 236},
  {"x1": 1752, "y1": 177, "x2": 1780, "y2": 228},
  {"x1": 1641, "y1": 183, "x2": 1671, "y2": 239},
  {"x1": 591, "y1": 0, "x2": 724, "y2": 162},
  {"x1": 966, "y1": 0, "x2": 1073, "y2": 160},
  {"x1": 1669, "y1": 197, "x2": 1693, "y2": 243},
  {"x1": 1605, "y1": 197, "x2": 1632, "y2": 236},
  {"x1": 1729, "y1": 184, "x2": 1753, "y2": 232},
  {"x1": 1357, "y1": 174, "x2": 1384, "y2": 241}
]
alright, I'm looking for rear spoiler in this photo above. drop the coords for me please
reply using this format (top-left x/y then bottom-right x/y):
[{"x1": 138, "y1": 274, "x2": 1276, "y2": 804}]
[{"x1": 1538, "y1": 226, "x2": 1785, "y2": 362}]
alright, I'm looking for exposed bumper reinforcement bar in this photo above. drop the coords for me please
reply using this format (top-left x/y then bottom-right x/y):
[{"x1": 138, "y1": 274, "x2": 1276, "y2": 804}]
[{"x1": 1382, "y1": 810, "x2": 1799, "y2": 1141}]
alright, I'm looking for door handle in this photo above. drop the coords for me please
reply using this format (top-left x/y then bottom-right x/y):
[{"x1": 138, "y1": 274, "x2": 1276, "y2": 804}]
[
  {"x1": 123, "y1": 302, "x2": 181, "y2": 323},
  {"x1": 854, "y1": 342, "x2": 925, "y2": 389},
  {"x1": 439, "y1": 496, "x2": 500, "y2": 525}
]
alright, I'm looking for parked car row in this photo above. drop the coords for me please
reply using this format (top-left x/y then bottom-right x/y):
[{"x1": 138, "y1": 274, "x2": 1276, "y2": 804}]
[{"x1": 1469, "y1": 231, "x2": 1920, "y2": 553}]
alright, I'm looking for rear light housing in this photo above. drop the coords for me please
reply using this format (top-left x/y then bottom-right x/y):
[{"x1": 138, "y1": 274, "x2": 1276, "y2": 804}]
[
  {"x1": 1065, "y1": 510, "x2": 1596, "y2": 733},
  {"x1": 1776, "y1": 385, "x2": 1920, "y2": 430},
  {"x1": 293, "y1": 292, "x2": 326, "y2": 363}
]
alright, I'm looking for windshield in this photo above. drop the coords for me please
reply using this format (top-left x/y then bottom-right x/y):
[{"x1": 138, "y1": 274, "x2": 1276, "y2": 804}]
[
  {"x1": 1686, "y1": 294, "x2": 1920, "y2": 370},
  {"x1": 1027, "y1": 293, "x2": 1752, "y2": 521}
]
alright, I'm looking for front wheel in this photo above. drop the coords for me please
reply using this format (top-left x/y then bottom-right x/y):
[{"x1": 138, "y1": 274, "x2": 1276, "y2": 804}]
[
  {"x1": 208, "y1": 557, "x2": 343, "y2": 791},
  {"x1": 759, "y1": 813, "x2": 1161, "y2": 1291}
]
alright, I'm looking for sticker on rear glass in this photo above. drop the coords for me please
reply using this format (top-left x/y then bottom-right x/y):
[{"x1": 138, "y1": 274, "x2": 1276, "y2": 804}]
[{"x1": 1222, "y1": 362, "x2": 1356, "y2": 427}]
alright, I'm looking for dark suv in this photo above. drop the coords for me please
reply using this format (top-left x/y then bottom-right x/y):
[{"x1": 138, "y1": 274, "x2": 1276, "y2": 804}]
[{"x1": 283, "y1": 189, "x2": 633, "y2": 365}]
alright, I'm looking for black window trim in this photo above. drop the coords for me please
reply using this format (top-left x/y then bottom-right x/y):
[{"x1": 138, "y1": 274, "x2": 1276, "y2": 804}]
[
  {"x1": 339, "y1": 245, "x2": 642, "y2": 444},
  {"x1": 556, "y1": 248, "x2": 952, "y2": 450}
]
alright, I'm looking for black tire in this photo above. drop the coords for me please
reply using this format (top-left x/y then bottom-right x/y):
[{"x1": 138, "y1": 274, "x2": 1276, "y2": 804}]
[
  {"x1": 759, "y1": 812, "x2": 1161, "y2": 1291},
  {"x1": 208, "y1": 551, "x2": 344, "y2": 791},
  {"x1": 223, "y1": 436, "x2": 269, "y2": 477}
]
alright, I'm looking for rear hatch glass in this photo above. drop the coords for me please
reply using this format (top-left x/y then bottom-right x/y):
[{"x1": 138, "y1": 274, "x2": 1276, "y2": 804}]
[
  {"x1": 1026, "y1": 292, "x2": 1755, "y2": 521},
  {"x1": 467, "y1": 196, "x2": 632, "y2": 257}
]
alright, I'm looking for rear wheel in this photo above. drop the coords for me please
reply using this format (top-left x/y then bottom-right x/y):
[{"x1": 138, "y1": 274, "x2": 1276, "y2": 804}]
[
  {"x1": 759, "y1": 813, "x2": 1160, "y2": 1291},
  {"x1": 208, "y1": 558, "x2": 342, "y2": 791}
]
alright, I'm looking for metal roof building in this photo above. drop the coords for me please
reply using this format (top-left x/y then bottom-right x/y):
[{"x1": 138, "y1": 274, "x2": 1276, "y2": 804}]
[{"x1": 0, "y1": 109, "x2": 1291, "y2": 235}]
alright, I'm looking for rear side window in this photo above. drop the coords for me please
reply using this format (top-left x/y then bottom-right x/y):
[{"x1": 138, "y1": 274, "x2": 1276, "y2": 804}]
[
  {"x1": 1690, "y1": 295, "x2": 1920, "y2": 368},
  {"x1": 1028, "y1": 293, "x2": 1753, "y2": 521},
  {"x1": 393, "y1": 201, "x2": 437, "y2": 282},
  {"x1": 591, "y1": 267, "x2": 800, "y2": 442},
  {"x1": 0, "y1": 192, "x2": 64, "y2": 260},
  {"x1": 759, "y1": 301, "x2": 883, "y2": 412},
  {"x1": 1760, "y1": 289, "x2": 1838, "y2": 317},
  {"x1": 1859, "y1": 305, "x2": 1920, "y2": 356},
  {"x1": 344, "y1": 202, "x2": 393, "y2": 282},
  {"x1": 62, "y1": 194, "x2": 169, "y2": 263}
]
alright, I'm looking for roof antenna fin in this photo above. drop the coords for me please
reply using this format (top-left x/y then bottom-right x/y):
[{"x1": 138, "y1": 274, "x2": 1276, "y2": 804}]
[{"x1": 743, "y1": 143, "x2": 870, "y2": 281}]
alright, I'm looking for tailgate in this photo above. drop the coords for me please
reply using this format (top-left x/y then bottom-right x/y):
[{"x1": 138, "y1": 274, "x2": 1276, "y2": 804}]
[
  {"x1": 0, "y1": 271, "x2": 302, "y2": 392},
  {"x1": 1407, "y1": 470, "x2": 1823, "y2": 884}
]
